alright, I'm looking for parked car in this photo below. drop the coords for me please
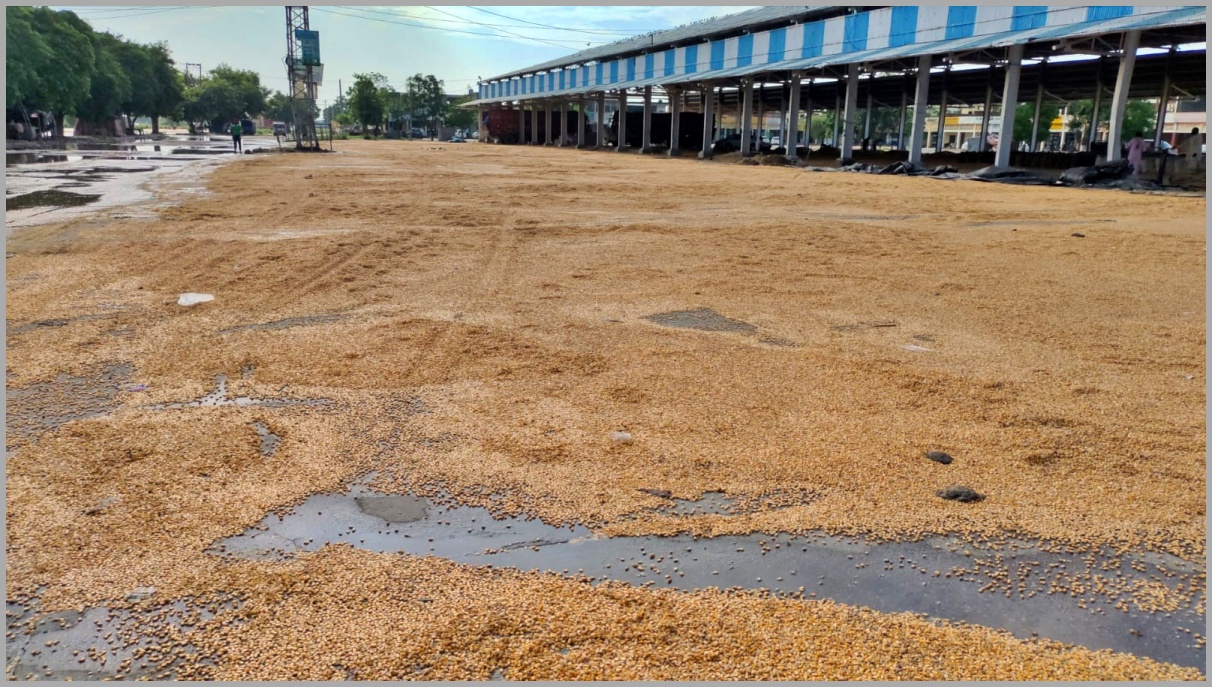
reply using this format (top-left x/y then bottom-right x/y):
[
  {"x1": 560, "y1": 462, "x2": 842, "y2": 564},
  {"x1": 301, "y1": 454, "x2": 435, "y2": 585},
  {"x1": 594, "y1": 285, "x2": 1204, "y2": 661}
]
[
  {"x1": 272, "y1": 121, "x2": 288, "y2": 137},
  {"x1": 408, "y1": 127, "x2": 425, "y2": 139},
  {"x1": 240, "y1": 119, "x2": 256, "y2": 136}
]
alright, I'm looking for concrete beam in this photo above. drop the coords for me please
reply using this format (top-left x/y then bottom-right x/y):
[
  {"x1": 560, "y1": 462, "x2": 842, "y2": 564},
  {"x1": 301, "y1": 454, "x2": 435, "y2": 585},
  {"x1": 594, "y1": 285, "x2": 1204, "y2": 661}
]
[
  {"x1": 668, "y1": 86, "x2": 682, "y2": 156},
  {"x1": 907, "y1": 54, "x2": 931, "y2": 166},
  {"x1": 596, "y1": 93, "x2": 606, "y2": 149},
  {"x1": 1105, "y1": 30, "x2": 1142, "y2": 161},
  {"x1": 786, "y1": 73, "x2": 802, "y2": 162},
  {"x1": 935, "y1": 67, "x2": 950, "y2": 155},
  {"x1": 979, "y1": 81, "x2": 993, "y2": 152},
  {"x1": 616, "y1": 91, "x2": 628, "y2": 152},
  {"x1": 897, "y1": 84, "x2": 907, "y2": 150},
  {"x1": 740, "y1": 79, "x2": 754, "y2": 156},
  {"x1": 840, "y1": 63, "x2": 860, "y2": 159},
  {"x1": 641, "y1": 85, "x2": 653, "y2": 153},
  {"x1": 699, "y1": 82, "x2": 715, "y2": 159},
  {"x1": 993, "y1": 43, "x2": 1024, "y2": 168},
  {"x1": 1154, "y1": 47, "x2": 1175, "y2": 147},
  {"x1": 1088, "y1": 57, "x2": 1104, "y2": 149},
  {"x1": 1030, "y1": 62, "x2": 1046, "y2": 151}
]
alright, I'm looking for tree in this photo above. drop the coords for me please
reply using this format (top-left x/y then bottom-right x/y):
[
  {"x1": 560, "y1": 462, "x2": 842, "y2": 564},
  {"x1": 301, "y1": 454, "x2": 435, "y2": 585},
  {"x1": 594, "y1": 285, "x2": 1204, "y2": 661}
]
[
  {"x1": 18, "y1": 7, "x2": 97, "y2": 135},
  {"x1": 110, "y1": 38, "x2": 156, "y2": 128},
  {"x1": 1013, "y1": 102, "x2": 1060, "y2": 148},
  {"x1": 1067, "y1": 98, "x2": 1157, "y2": 144},
  {"x1": 74, "y1": 32, "x2": 132, "y2": 133},
  {"x1": 445, "y1": 94, "x2": 475, "y2": 130},
  {"x1": 145, "y1": 42, "x2": 185, "y2": 134},
  {"x1": 347, "y1": 72, "x2": 388, "y2": 134},
  {"x1": 5, "y1": 6, "x2": 54, "y2": 112},
  {"x1": 266, "y1": 91, "x2": 294, "y2": 124},
  {"x1": 404, "y1": 73, "x2": 447, "y2": 138},
  {"x1": 179, "y1": 64, "x2": 270, "y2": 132}
]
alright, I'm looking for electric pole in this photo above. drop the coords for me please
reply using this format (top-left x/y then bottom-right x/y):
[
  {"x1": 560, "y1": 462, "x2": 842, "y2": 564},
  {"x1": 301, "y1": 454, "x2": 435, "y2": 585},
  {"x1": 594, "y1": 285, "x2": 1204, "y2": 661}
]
[{"x1": 285, "y1": 6, "x2": 321, "y2": 150}]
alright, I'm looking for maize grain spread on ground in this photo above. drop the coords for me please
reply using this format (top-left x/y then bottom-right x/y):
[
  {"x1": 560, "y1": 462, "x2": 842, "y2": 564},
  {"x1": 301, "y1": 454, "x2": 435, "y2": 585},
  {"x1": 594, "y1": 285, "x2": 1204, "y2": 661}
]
[{"x1": 5, "y1": 140, "x2": 1206, "y2": 680}]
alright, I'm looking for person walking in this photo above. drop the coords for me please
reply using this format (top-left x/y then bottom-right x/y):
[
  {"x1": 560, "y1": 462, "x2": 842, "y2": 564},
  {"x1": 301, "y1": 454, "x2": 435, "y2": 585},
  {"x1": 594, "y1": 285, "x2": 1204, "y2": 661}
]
[
  {"x1": 1124, "y1": 131, "x2": 1147, "y2": 176},
  {"x1": 229, "y1": 120, "x2": 243, "y2": 153}
]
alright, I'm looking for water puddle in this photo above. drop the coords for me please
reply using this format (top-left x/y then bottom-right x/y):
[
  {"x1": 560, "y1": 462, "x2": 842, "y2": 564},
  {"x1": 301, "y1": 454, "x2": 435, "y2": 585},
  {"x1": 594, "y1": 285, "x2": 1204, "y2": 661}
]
[
  {"x1": 251, "y1": 421, "x2": 280, "y2": 457},
  {"x1": 5, "y1": 363, "x2": 133, "y2": 451},
  {"x1": 6, "y1": 591, "x2": 239, "y2": 681},
  {"x1": 219, "y1": 313, "x2": 346, "y2": 334},
  {"x1": 7, "y1": 312, "x2": 119, "y2": 336},
  {"x1": 150, "y1": 374, "x2": 331, "y2": 410},
  {"x1": 5, "y1": 190, "x2": 100, "y2": 211},
  {"x1": 209, "y1": 477, "x2": 1206, "y2": 671}
]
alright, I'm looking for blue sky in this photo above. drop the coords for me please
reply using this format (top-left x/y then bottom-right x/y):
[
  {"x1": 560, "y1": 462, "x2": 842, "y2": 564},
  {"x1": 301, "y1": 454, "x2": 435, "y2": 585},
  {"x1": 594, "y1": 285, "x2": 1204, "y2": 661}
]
[{"x1": 59, "y1": 6, "x2": 756, "y2": 106}]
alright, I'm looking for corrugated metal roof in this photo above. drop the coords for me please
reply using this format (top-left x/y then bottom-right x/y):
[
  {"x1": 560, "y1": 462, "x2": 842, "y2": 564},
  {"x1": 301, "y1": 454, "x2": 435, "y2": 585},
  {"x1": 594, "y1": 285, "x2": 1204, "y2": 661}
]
[
  {"x1": 465, "y1": 6, "x2": 1205, "y2": 107},
  {"x1": 485, "y1": 6, "x2": 841, "y2": 82}
]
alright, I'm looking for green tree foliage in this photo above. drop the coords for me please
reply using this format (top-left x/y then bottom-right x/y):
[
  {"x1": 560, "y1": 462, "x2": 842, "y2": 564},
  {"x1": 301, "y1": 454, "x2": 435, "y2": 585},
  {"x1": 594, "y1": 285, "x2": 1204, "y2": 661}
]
[
  {"x1": 179, "y1": 65, "x2": 271, "y2": 132},
  {"x1": 404, "y1": 73, "x2": 447, "y2": 137},
  {"x1": 11, "y1": 7, "x2": 96, "y2": 119},
  {"x1": 1067, "y1": 98, "x2": 1157, "y2": 142},
  {"x1": 1012, "y1": 102, "x2": 1060, "y2": 146},
  {"x1": 145, "y1": 42, "x2": 185, "y2": 132},
  {"x1": 347, "y1": 73, "x2": 388, "y2": 133},
  {"x1": 75, "y1": 32, "x2": 132, "y2": 125},
  {"x1": 265, "y1": 91, "x2": 295, "y2": 123},
  {"x1": 445, "y1": 94, "x2": 476, "y2": 130}
]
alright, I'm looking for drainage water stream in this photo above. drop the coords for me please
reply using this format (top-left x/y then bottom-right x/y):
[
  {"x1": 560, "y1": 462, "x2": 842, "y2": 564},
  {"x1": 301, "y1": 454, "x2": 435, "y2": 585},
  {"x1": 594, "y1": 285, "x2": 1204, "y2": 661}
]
[{"x1": 213, "y1": 474, "x2": 1204, "y2": 671}]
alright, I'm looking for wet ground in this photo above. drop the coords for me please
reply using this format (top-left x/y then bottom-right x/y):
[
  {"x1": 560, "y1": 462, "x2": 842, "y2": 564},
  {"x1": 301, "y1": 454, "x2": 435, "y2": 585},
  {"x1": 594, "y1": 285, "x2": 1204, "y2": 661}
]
[
  {"x1": 4, "y1": 135, "x2": 278, "y2": 231},
  {"x1": 210, "y1": 475, "x2": 1205, "y2": 671}
]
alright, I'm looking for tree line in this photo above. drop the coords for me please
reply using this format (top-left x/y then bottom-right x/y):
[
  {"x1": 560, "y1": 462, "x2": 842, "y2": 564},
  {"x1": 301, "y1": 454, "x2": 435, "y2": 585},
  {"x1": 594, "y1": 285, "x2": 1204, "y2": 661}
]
[{"x1": 330, "y1": 72, "x2": 474, "y2": 138}]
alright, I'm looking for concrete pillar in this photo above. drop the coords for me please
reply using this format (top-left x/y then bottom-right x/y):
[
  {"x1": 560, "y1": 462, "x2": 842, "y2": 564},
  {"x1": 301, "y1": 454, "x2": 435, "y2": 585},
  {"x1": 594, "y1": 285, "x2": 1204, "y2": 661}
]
[
  {"x1": 907, "y1": 54, "x2": 931, "y2": 166},
  {"x1": 519, "y1": 104, "x2": 527, "y2": 144},
  {"x1": 545, "y1": 103, "x2": 553, "y2": 145},
  {"x1": 979, "y1": 80, "x2": 993, "y2": 152},
  {"x1": 756, "y1": 83, "x2": 766, "y2": 146},
  {"x1": 840, "y1": 62, "x2": 860, "y2": 159},
  {"x1": 668, "y1": 87, "x2": 683, "y2": 156},
  {"x1": 576, "y1": 98, "x2": 586, "y2": 148},
  {"x1": 616, "y1": 91, "x2": 629, "y2": 152},
  {"x1": 786, "y1": 73, "x2": 802, "y2": 162},
  {"x1": 1088, "y1": 58, "x2": 1104, "y2": 150},
  {"x1": 559, "y1": 101, "x2": 568, "y2": 146},
  {"x1": 778, "y1": 84, "x2": 787, "y2": 149},
  {"x1": 699, "y1": 82, "x2": 716, "y2": 159},
  {"x1": 641, "y1": 85, "x2": 653, "y2": 153},
  {"x1": 1153, "y1": 46, "x2": 1176, "y2": 147},
  {"x1": 1030, "y1": 62, "x2": 1046, "y2": 151},
  {"x1": 832, "y1": 92, "x2": 841, "y2": 146},
  {"x1": 1105, "y1": 30, "x2": 1141, "y2": 162},
  {"x1": 803, "y1": 80, "x2": 813, "y2": 147},
  {"x1": 993, "y1": 43, "x2": 1024, "y2": 168},
  {"x1": 897, "y1": 84, "x2": 908, "y2": 150},
  {"x1": 740, "y1": 79, "x2": 755, "y2": 156},
  {"x1": 596, "y1": 93, "x2": 606, "y2": 149},
  {"x1": 863, "y1": 89, "x2": 873, "y2": 141},
  {"x1": 531, "y1": 105, "x2": 540, "y2": 145},
  {"x1": 935, "y1": 67, "x2": 950, "y2": 154}
]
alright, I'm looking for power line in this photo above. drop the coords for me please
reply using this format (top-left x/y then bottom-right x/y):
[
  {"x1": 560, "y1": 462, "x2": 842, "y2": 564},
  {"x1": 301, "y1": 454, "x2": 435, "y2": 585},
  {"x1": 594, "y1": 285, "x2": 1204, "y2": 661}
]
[
  {"x1": 314, "y1": 6, "x2": 608, "y2": 49},
  {"x1": 465, "y1": 6, "x2": 641, "y2": 36},
  {"x1": 76, "y1": 6, "x2": 202, "y2": 20},
  {"x1": 334, "y1": 6, "x2": 637, "y2": 36},
  {"x1": 420, "y1": 6, "x2": 590, "y2": 49}
]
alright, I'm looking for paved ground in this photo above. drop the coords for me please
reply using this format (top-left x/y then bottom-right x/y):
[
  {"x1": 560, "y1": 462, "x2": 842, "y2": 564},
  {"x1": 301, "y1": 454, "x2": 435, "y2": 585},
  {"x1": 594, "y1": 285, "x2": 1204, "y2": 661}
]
[{"x1": 5, "y1": 139, "x2": 1205, "y2": 680}]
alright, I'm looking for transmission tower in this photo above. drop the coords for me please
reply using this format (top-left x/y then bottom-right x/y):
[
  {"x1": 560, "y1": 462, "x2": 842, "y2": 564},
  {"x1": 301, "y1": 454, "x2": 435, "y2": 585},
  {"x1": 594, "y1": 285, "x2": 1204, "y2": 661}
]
[{"x1": 285, "y1": 6, "x2": 320, "y2": 149}]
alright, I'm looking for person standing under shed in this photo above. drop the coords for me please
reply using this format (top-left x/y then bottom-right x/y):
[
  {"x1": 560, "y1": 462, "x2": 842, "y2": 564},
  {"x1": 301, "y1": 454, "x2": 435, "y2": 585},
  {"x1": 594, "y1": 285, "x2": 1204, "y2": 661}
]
[
  {"x1": 1177, "y1": 127, "x2": 1203, "y2": 171},
  {"x1": 1124, "y1": 131, "x2": 1147, "y2": 176}
]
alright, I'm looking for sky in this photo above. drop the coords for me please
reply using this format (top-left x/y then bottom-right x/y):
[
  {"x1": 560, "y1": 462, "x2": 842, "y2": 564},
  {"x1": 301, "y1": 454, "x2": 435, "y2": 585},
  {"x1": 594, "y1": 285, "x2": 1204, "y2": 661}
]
[{"x1": 57, "y1": 5, "x2": 758, "y2": 107}]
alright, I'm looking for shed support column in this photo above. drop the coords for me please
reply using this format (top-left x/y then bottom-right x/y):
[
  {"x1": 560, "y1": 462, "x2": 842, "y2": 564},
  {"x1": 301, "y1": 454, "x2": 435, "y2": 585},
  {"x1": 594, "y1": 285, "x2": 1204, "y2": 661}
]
[
  {"x1": 935, "y1": 67, "x2": 950, "y2": 154},
  {"x1": 979, "y1": 81, "x2": 993, "y2": 152},
  {"x1": 576, "y1": 98, "x2": 587, "y2": 148},
  {"x1": 1152, "y1": 46, "x2": 1175, "y2": 147},
  {"x1": 641, "y1": 85, "x2": 653, "y2": 153},
  {"x1": 531, "y1": 105, "x2": 540, "y2": 145},
  {"x1": 616, "y1": 91, "x2": 628, "y2": 152},
  {"x1": 559, "y1": 102, "x2": 567, "y2": 146},
  {"x1": 1030, "y1": 64, "x2": 1045, "y2": 151},
  {"x1": 1105, "y1": 30, "x2": 1141, "y2": 162},
  {"x1": 740, "y1": 79, "x2": 755, "y2": 156},
  {"x1": 668, "y1": 87, "x2": 682, "y2": 156},
  {"x1": 545, "y1": 104, "x2": 553, "y2": 145},
  {"x1": 907, "y1": 54, "x2": 931, "y2": 166},
  {"x1": 699, "y1": 83, "x2": 716, "y2": 159},
  {"x1": 863, "y1": 89, "x2": 873, "y2": 142},
  {"x1": 897, "y1": 85, "x2": 907, "y2": 150},
  {"x1": 778, "y1": 84, "x2": 787, "y2": 149},
  {"x1": 786, "y1": 73, "x2": 802, "y2": 162},
  {"x1": 1088, "y1": 58, "x2": 1104, "y2": 150},
  {"x1": 519, "y1": 104, "x2": 527, "y2": 144},
  {"x1": 756, "y1": 84, "x2": 765, "y2": 147},
  {"x1": 831, "y1": 92, "x2": 840, "y2": 146},
  {"x1": 994, "y1": 43, "x2": 1024, "y2": 168},
  {"x1": 596, "y1": 93, "x2": 606, "y2": 149},
  {"x1": 840, "y1": 62, "x2": 860, "y2": 160},
  {"x1": 803, "y1": 80, "x2": 813, "y2": 148}
]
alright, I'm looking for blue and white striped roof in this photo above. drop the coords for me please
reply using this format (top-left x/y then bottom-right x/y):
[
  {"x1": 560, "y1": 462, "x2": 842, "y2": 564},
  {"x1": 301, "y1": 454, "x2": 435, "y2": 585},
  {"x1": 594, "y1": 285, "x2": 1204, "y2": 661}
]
[{"x1": 469, "y1": 5, "x2": 1205, "y2": 105}]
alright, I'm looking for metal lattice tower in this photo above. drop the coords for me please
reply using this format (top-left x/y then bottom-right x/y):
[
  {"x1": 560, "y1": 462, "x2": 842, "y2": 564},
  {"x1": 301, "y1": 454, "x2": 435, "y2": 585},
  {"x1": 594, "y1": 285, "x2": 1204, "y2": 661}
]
[{"x1": 285, "y1": 6, "x2": 319, "y2": 149}]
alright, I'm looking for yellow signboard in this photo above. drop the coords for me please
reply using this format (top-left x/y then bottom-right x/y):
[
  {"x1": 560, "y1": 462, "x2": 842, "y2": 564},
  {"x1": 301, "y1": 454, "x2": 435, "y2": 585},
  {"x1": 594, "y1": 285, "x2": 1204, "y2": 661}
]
[{"x1": 944, "y1": 116, "x2": 960, "y2": 126}]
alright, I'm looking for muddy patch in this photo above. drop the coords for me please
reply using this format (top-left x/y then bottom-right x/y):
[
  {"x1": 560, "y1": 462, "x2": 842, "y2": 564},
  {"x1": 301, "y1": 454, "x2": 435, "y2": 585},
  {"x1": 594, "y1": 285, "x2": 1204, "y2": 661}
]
[
  {"x1": 5, "y1": 190, "x2": 100, "y2": 211},
  {"x1": 644, "y1": 308, "x2": 757, "y2": 334},
  {"x1": 5, "y1": 363, "x2": 133, "y2": 450},
  {"x1": 7, "y1": 312, "x2": 119, "y2": 336},
  {"x1": 209, "y1": 479, "x2": 1205, "y2": 670},
  {"x1": 151, "y1": 374, "x2": 331, "y2": 410},
  {"x1": 219, "y1": 313, "x2": 346, "y2": 334},
  {"x1": 251, "y1": 421, "x2": 281, "y2": 457}
]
